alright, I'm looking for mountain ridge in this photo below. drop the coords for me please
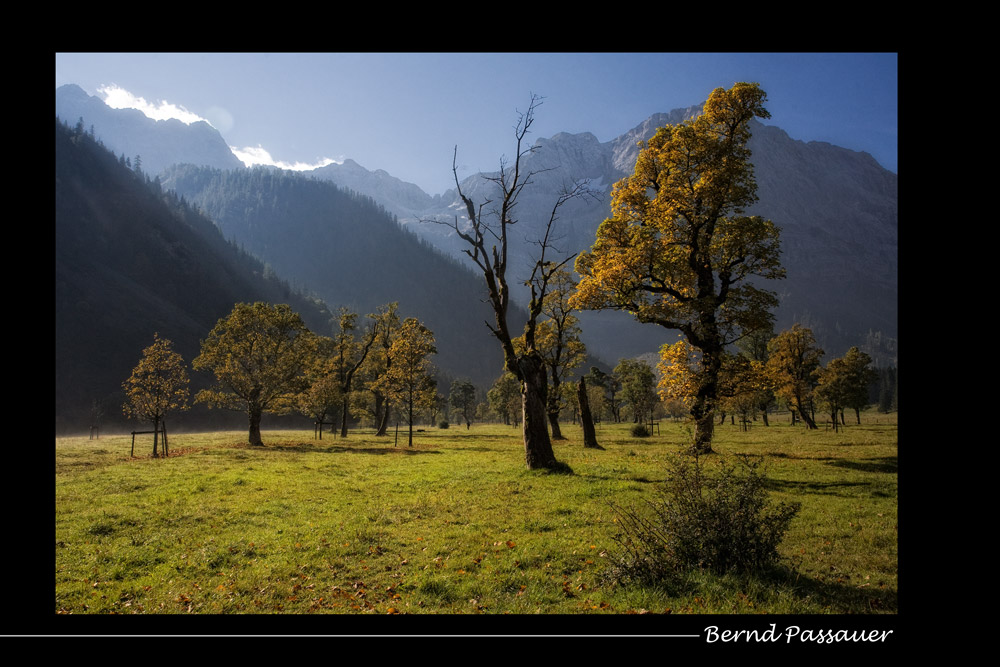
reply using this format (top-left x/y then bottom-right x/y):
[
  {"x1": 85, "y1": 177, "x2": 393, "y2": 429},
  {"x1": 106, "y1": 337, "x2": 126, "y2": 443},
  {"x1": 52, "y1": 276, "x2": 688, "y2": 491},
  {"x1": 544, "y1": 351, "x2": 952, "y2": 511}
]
[{"x1": 56, "y1": 84, "x2": 898, "y2": 367}]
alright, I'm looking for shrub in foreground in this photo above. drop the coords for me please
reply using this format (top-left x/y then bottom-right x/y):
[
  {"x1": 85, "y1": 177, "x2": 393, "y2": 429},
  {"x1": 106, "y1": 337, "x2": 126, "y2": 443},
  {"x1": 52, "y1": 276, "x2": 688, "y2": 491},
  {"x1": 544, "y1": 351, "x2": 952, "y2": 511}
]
[{"x1": 607, "y1": 453, "x2": 799, "y2": 586}]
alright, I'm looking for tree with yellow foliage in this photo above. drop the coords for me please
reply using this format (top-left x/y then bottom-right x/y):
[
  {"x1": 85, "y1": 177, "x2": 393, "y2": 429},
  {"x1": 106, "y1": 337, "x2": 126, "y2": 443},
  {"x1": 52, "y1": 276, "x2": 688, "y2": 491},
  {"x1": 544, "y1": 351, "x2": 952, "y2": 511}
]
[
  {"x1": 193, "y1": 303, "x2": 316, "y2": 446},
  {"x1": 573, "y1": 82, "x2": 784, "y2": 453},
  {"x1": 765, "y1": 324, "x2": 823, "y2": 429},
  {"x1": 377, "y1": 317, "x2": 437, "y2": 447},
  {"x1": 122, "y1": 333, "x2": 190, "y2": 457}
]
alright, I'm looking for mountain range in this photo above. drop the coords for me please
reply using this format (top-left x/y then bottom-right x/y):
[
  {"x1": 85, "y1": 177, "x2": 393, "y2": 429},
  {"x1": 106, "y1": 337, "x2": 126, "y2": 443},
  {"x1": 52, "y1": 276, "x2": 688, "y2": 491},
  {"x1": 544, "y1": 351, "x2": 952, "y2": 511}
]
[
  {"x1": 55, "y1": 84, "x2": 897, "y2": 432},
  {"x1": 300, "y1": 101, "x2": 898, "y2": 367}
]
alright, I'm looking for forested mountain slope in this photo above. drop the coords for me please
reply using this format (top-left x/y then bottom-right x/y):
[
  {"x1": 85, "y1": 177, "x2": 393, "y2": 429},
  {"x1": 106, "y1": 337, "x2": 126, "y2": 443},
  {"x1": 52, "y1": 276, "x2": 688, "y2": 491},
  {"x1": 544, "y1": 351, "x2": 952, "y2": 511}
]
[
  {"x1": 160, "y1": 165, "x2": 516, "y2": 391},
  {"x1": 55, "y1": 119, "x2": 334, "y2": 434}
]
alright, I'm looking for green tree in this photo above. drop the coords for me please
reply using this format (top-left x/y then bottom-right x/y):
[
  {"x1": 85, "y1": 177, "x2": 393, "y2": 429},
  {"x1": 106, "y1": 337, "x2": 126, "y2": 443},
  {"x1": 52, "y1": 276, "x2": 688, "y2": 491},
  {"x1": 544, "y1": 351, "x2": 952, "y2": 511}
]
[
  {"x1": 488, "y1": 370, "x2": 521, "y2": 426},
  {"x1": 815, "y1": 356, "x2": 850, "y2": 431},
  {"x1": 841, "y1": 347, "x2": 878, "y2": 424},
  {"x1": 815, "y1": 346, "x2": 877, "y2": 428},
  {"x1": 573, "y1": 82, "x2": 784, "y2": 454},
  {"x1": 450, "y1": 379, "x2": 477, "y2": 429},
  {"x1": 586, "y1": 367, "x2": 621, "y2": 422},
  {"x1": 765, "y1": 324, "x2": 823, "y2": 429},
  {"x1": 122, "y1": 333, "x2": 190, "y2": 457},
  {"x1": 193, "y1": 302, "x2": 315, "y2": 446},
  {"x1": 615, "y1": 358, "x2": 658, "y2": 425}
]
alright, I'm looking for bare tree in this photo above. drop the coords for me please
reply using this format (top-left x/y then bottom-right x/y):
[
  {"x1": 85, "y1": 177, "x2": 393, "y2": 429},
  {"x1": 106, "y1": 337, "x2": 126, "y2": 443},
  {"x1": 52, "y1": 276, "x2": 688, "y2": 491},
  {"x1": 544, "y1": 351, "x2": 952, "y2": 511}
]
[{"x1": 433, "y1": 95, "x2": 595, "y2": 470}]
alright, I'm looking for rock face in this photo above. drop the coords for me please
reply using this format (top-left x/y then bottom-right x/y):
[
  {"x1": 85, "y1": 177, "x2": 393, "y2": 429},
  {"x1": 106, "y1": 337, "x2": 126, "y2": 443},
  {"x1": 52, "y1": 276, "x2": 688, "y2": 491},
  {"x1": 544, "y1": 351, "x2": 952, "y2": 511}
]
[
  {"x1": 55, "y1": 84, "x2": 245, "y2": 176},
  {"x1": 310, "y1": 159, "x2": 440, "y2": 217},
  {"x1": 325, "y1": 113, "x2": 896, "y2": 365}
]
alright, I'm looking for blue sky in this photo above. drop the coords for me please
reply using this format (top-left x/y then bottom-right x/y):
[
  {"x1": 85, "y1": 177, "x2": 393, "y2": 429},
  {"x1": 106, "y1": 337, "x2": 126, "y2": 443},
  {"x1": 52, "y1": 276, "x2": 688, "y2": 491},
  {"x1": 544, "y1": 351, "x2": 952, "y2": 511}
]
[{"x1": 55, "y1": 53, "x2": 897, "y2": 195}]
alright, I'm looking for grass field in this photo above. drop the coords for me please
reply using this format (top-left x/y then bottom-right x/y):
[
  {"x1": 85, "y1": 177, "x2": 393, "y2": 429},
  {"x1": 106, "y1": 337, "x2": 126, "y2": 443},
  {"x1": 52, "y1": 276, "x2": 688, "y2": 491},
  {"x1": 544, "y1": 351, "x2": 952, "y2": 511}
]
[{"x1": 55, "y1": 413, "x2": 897, "y2": 617}]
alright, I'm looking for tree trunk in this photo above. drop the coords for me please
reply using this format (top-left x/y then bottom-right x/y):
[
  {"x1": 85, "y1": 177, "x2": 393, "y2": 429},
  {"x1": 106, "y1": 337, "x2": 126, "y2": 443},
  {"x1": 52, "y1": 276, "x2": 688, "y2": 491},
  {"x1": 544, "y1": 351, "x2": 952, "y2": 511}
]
[
  {"x1": 520, "y1": 354, "x2": 560, "y2": 470},
  {"x1": 152, "y1": 416, "x2": 160, "y2": 458},
  {"x1": 547, "y1": 409, "x2": 564, "y2": 440},
  {"x1": 795, "y1": 398, "x2": 818, "y2": 429},
  {"x1": 761, "y1": 410, "x2": 769, "y2": 426},
  {"x1": 689, "y1": 345, "x2": 720, "y2": 455},
  {"x1": 407, "y1": 393, "x2": 414, "y2": 447},
  {"x1": 376, "y1": 397, "x2": 390, "y2": 436},
  {"x1": 340, "y1": 395, "x2": 350, "y2": 438},
  {"x1": 691, "y1": 403, "x2": 716, "y2": 454},
  {"x1": 547, "y1": 373, "x2": 565, "y2": 439},
  {"x1": 248, "y1": 405, "x2": 264, "y2": 446},
  {"x1": 854, "y1": 407, "x2": 861, "y2": 425},
  {"x1": 578, "y1": 378, "x2": 603, "y2": 450}
]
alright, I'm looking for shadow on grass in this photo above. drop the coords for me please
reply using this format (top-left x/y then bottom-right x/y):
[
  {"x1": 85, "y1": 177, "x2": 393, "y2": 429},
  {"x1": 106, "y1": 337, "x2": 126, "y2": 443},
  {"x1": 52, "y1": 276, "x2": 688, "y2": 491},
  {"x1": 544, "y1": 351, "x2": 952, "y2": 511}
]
[
  {"x1": 764, "y1": 478, "x2": 872, "y2": 496},
  {"x1": 605, "y1": 562, "x2": 897, "y2": 614},
  {"x1": 764, "y1": 564, "x2": 898, "y2": 613},
  {"x1": 259, "y1": 442, "x2": 444, "y2": 456},
  {"x1": 825, "y1": 456, "x2": 897, "y2": 474}
]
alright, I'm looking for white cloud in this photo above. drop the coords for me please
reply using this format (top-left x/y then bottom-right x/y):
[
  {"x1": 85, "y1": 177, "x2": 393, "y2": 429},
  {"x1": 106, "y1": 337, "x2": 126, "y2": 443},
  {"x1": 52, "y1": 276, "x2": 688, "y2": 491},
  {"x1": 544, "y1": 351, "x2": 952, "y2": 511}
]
[
  {"x1": 230, "y1": 144, "x2": 340, "y2": 171},
  {"x1": 97, "y1": 84, "x2": 207, "y2": 125},
  {"x1": 95, "y1": 84, "x2": 339, "y2": 173}
]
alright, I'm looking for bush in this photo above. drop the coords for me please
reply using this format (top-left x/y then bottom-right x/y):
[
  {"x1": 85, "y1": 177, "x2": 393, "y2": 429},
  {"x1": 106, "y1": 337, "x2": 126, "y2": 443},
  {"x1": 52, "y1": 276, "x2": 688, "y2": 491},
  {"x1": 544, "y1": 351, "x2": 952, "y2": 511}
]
[
  {"x1": 438, "y1": 421, "x2": 449, "y2": 429},
  {"x1": 630, "y1": 424, "x2": 650, "y2": 437},
  {"x1": 607, "y1": 453, "x2": 800, "y2": 585}
]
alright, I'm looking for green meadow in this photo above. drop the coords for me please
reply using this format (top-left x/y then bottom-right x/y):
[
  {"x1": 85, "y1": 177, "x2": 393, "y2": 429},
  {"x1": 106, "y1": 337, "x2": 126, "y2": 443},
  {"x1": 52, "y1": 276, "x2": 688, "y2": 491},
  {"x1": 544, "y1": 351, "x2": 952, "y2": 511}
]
[{"x1": 55, "y1": 415, "x2": 897, "y2": 615}]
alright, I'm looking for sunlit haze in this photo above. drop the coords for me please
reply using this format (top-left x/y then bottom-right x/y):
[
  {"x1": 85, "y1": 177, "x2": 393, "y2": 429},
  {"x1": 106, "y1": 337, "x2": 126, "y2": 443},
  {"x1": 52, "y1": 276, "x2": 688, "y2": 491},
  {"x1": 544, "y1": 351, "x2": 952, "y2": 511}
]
[{"x1": 96, "y1": 83, "x2": 342, "y2": 172}]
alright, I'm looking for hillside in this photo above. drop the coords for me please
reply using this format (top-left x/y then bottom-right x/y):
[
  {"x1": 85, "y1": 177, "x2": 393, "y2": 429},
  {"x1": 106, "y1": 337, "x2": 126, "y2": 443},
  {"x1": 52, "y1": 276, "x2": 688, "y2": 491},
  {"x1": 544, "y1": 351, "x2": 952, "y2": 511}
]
[
  {"x1": 55, "y1": 84, "x2": 244, "y2": 176},
  {"x1": 58, "y1": 83, "x2": 897, "y2": 368},
  {"x1": 159, "y1": 165, "x2": 516, "y2": 391},
  {"x1": 345, "y1": 115, "x2": 898, "y2": 366},
  {"x1": 55, "y1": 118, "x2": 334, "y2": 434}
]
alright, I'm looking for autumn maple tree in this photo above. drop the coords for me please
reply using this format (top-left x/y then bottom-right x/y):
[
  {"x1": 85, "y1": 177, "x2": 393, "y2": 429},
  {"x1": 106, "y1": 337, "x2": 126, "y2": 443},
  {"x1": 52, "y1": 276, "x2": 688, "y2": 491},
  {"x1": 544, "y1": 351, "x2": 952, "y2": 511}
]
[
  {"x1": 376, "y1": 317, "x2": 437, "y2": 447},
  {"x1": 122, "y1": 333, "x2": 190, "y2": 457},
  {"x1": 572, "y1": 82, "x2": 784, "y2": 454},
  {"x1": 193, "y1": 302, "x2": 316, "y2": 446},
  {"x1": 765, "y1": 324, "x2": 824, "y2": 429}
]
